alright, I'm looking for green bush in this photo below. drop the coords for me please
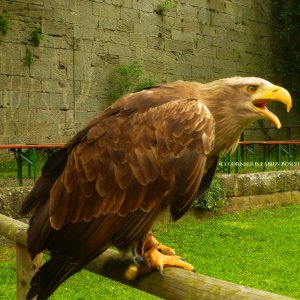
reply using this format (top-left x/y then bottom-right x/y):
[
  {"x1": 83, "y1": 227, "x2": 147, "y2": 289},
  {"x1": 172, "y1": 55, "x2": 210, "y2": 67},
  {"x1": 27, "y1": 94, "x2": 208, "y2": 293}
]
[
  {"x1": 155, "y1": 0, "x2": 177, "y2": 15},
  {"x1": 108, "y1": 62, "x2": 155, "y2": 105},
  {"x1": 24, "y1": 48, "x2": 34, "y2": 66},
  {"x1": 192, "y1": 177, "x2": 226, "y2": 211},
  {"x1": 0, "y1": 16, "x2": 8, "y2": 34},
  {"x1": 30, "y1": 26, "x2": 43, "y2": 46}
]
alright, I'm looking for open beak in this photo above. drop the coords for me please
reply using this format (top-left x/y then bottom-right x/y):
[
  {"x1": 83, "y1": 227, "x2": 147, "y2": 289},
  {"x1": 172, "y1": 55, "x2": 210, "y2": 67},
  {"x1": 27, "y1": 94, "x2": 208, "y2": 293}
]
[{"x1": 250, "y1": 85, "x2": 292, "y2": 129}]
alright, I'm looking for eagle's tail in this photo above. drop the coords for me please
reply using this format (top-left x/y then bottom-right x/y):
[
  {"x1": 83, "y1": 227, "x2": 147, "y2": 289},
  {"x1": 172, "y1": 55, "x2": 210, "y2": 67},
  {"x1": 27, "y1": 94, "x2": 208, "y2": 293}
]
[{"x1": 27, "y1": 256, "x2": 82, "y2": 300}]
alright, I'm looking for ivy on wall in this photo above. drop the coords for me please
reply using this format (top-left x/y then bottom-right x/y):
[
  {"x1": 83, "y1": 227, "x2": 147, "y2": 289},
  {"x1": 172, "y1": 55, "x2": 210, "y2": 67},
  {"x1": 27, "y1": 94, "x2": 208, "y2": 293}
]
[
  {"x1": 108, "y1": 62, "x2": 156, "y2": 105},
  {"x1": 273, "y1": 0, "x2": 300, "y2": 106},
  {"x1": 0, "y1": 15, "x2": 9, "y2": 34}
]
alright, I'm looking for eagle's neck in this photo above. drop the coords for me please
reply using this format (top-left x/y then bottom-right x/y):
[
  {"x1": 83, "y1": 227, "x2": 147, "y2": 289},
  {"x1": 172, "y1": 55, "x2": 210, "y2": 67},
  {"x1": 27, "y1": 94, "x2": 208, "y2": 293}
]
[
  {"x1": 196, "y1": 86, "x2": 256, "y2": 156},
  {"x1": 210, "y1": 113, "x2": 248, "y2": 156}
]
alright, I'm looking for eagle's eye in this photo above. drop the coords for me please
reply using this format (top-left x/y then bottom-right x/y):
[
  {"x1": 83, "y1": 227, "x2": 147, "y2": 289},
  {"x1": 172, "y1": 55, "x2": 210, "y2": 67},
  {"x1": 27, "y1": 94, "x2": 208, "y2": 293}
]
[{"x1": 246, "y1": 85, "x2": 258, "y2": 93}]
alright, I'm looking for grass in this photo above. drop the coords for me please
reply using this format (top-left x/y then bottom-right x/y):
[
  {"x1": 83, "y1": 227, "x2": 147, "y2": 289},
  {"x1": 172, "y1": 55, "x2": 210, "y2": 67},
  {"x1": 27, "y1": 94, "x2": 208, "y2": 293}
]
[
  {"x1": 0, "y1": 205, "x2": 299, "y2": 299},
  {"x1": 0, "y1": 155, "x2": 46, "y2": 187}
]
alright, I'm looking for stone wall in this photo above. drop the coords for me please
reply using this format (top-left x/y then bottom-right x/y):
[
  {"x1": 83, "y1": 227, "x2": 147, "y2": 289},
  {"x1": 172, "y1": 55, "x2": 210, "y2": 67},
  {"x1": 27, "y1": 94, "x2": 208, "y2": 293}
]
[
  {"x1": 1, "y1": 170, "x2": 299, "y2": 219},
  {"x1": 219, "y1": 170, "x2": 300, "y2": 213},
  {"x1": 0, "y1": 0, "x2": 299, "y2": 145}
]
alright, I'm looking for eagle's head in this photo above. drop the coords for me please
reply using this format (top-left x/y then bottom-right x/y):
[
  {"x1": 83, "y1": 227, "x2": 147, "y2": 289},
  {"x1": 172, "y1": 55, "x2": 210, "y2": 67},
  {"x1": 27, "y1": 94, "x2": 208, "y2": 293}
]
[
  {"x1": 199, "y1": 76, "x2": 292, "y2": 153},
  {"x1": 219, "y1": 77, "x2": 292, "y2": 129}
]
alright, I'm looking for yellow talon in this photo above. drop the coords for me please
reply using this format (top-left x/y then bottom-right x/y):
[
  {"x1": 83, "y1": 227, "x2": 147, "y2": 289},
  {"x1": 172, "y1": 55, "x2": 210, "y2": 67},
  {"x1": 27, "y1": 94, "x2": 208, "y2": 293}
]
[
  {"x1": 124, "y1": 264, "x2": 139, "y2": 281},
  {"x1": 124, "y1": 232, "x2": 194, "y2": 280}
]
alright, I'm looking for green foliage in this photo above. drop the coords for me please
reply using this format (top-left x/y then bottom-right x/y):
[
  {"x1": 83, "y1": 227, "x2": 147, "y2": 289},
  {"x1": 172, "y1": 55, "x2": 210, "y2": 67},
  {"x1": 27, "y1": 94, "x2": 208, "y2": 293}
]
[
  {"x1": 108, "y1": 62, "x2": 156, "y2": 105},
  {"x1": 24, "y1": 48, "x2": 34, "y2": 66},
  {"x1": 154, "y1": 205, "x2": 300, "y2": 299},
  {"x1": 155, "y1": 0, "x2": 177, "y2": 15},
  {"x1": 30, "y1": 26, "x2": 43, "y2": 46},
  {"x1": 192, "y1": 177, "x2": 225, "y2": 211},
  {"x1": 0, "y1": 16, "x2": 9, "y2": 34},
  {"x1": 273, "y1": 0, "x2": 300, "y2": 105}
]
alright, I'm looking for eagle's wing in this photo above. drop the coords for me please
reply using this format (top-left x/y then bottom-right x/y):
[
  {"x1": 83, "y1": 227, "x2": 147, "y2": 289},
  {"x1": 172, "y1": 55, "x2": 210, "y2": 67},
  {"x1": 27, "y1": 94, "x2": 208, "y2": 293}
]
[
  {"x1": 50, "y1": 99, "x2": 214, "y2": 229},
  {"x1": 22, "y1": 87, "x2": 215, "y2": 259}
]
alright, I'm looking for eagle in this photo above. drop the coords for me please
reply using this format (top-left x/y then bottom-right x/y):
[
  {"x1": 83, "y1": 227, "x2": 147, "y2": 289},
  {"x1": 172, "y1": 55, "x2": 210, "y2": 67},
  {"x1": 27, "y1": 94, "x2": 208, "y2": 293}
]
[{"x1": 20, "y1": 77, "x2": 292, "y2": 299}]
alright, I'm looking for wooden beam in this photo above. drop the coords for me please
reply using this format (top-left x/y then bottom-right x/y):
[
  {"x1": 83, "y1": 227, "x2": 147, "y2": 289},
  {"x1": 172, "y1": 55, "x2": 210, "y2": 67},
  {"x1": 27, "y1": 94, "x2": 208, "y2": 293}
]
[
  {"x1": 16, "y1": 243, "x2": 43, "y2": 299},
  {"x1": 0, "y1": 214, "x2": 294, "y2": 300}
]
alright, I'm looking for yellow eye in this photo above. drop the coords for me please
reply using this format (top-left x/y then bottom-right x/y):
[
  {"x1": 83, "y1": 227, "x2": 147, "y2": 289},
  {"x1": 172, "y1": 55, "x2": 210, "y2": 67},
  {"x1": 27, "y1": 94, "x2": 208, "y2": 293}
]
[{"x1": 247, "y1": 85, "x2": 257, "y2": 93}]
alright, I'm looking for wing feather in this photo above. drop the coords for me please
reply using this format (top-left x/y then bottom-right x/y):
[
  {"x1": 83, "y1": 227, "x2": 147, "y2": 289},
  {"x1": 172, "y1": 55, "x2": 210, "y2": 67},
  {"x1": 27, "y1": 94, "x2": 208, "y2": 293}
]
[{"x1": 47, "y1": 97, "x2": 214, "y2": 229}]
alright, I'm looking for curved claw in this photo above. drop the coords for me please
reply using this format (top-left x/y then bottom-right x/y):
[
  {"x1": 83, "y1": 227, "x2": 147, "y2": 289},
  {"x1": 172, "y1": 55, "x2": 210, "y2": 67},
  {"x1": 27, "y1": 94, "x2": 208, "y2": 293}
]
[
  {"x1": 146, "y1": 248, "x2": 194, "y2": 274},
  {"x1": 125, "y1": 233, "x2": 195, "y2": 280}
]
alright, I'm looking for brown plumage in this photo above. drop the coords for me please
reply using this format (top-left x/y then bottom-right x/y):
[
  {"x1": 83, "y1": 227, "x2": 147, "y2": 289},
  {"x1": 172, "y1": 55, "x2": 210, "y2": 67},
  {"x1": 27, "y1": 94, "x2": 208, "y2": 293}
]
[{"x1": 20, "y1": 77, "x2": 291, "y2": 299}]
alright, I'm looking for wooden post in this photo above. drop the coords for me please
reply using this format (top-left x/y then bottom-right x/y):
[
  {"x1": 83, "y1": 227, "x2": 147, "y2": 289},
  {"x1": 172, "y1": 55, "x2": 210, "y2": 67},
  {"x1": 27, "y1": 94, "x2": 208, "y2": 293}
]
[
  {"x1": 16, "y1": 243, "x2": 43, "y2": 300},
  {"x1": 85, "y1": 249, "x2": 295, "y2": 300}
]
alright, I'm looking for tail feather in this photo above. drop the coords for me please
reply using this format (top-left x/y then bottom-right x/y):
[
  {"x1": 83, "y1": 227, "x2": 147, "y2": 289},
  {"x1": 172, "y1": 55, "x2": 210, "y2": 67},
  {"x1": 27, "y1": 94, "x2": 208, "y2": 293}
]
[{"x1": 27, "y1": 256, "x2": 82, "y2": 300}]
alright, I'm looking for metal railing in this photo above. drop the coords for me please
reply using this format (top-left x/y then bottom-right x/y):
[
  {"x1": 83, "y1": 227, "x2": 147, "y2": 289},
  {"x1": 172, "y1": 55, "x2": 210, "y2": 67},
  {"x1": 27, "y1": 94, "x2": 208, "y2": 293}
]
[{"x1": 220, "y1": 141, "x2": 300, "y2": 174}]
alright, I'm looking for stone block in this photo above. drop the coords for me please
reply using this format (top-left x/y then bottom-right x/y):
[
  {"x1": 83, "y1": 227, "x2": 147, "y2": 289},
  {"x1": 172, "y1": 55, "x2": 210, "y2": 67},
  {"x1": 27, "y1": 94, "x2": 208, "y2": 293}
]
[
  {"x1": 74, "y1": 110, "x2": 98, "y2": 123},
  {"x1": 58, "y1": 123, "x2": 77, "y2": 140},
  {"x1": 93, "y1": 2, "x2": 121, "y2": 19},
  {"x1": 117, "y1": 0, "x2": 133, "y2": 8},
  {"x1": 117, "y1": 19, "x2": 134, "y2": 33},
  {"x1": 216, "y1": 47, "x2": 239, "y2": 61},
  {"x1": 69, "y1": 0, "x2": 93, "y2": 14},
  {"x1": 163, "y1": 15, "x2": 181, "y2": 30},
  {"x1": 30, "y1": 62, "x2": 51, "y2": 79},
  {"x1": 0, "y1": 1, "x2": 28, "y2": 16},
  {"x1": 0, "y1": 91, "x2": 29, "y2": 109},
  {"x1": 50, "y1": 64, "x2": 68, "y2": 80},
  {"x1": 73, "y1": 25, "x2": 95, "y2": 40},
  {"x1": 49, "y1": 110, "x2": 67, "y2": 123},
  {"x1": 54, "y1": 8, "x2": 79, "y2": 24},
  {"x1": 114, "y1": 31, "x2": 131, "y2": 45},
  {"x1": 7, "y1": 76, "x2": 42, "y2": 92},
  {"x1": 134, "y1": 23, "x2": 159, "y2": 37},
  {"x1": 0, "y1": 107, "x2": 18, "y2": 122},
  {"x1": 132, "y1": 0, "x2": 154, "y2": 13},
  {"x1": 219, "y1": 171, "x2": 300, "y2": 197},
  {"x1": 42, "y1": 21, "x2": 73, "y2": 37},
  {"x1": 181, "y1": 19, "x2": 201, "y2": 33},
  {"x1": 33, "y1": 109, "x2": 51, "y2": 122},
  {"x1": 140, "y1": 11, "x2": 161, "y2": 27},
  {"x1": 212, "y1": 12, "x2": 236, "y2": 30},
  {"x1": 108, "y1": 43, "x2": 135, "y2": 57},
  {"x1": 87, "y1": 96, "x2": 101, "y2": 112},
  {"x1": 177, "y1": 3, "x2": 198, "y2": 18},
  {"x1": 171, "y1": 29, "x2": 196, "y2": 43},
  {"x1": 45, "y1": 0, "x2": 71, "y2": 10},
  {"x1": 28, "y1": 4, "x2": 54, "y2": 20},
  {"x1": 100, "y1": 17, "x2": 118, "y2": 31},
  {"x1": 120, "y1": 7, "x2": 140, "y2": 21},
  {"x1": 224, "y1": 1, "x2": 241, "y2": 16},
  {"x1": 44, "y1": 36, "x2": 73, "y2": 50},
  {"x1": 65, "y1": 110, "x2": 75, "y2": 123},
  {"x1": 19, "y1": 122, "x2": 61, "y2": 143},
  {"x1": 0, "y1": 137, "x2": 9, "y2": 144},
  {"x1": 50, "y1": 93, "x2": 74, "y2": 110},
  {"x1": 18, "y1": 108, "x2": 33, "y2": 123},
  {"x1": 129, "y1": 33, "x2": 147, "y2": 47},
  {"x1": 28, "y1": 92, "x2": 50, "y2": 109}
]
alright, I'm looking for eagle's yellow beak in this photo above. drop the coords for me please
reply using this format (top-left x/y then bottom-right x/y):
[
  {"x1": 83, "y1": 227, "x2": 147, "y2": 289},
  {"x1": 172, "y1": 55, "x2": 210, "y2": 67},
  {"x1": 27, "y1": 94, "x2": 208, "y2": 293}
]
[{"x1": 250, "y1": 85, "x2": 292, "y2": 129}]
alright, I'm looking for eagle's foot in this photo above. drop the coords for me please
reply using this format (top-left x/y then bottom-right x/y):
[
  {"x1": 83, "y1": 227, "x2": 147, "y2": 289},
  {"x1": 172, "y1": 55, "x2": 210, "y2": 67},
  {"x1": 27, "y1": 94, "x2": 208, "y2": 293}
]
[
  {"x1": 124, "y1": 233, "x2": 194, "y2": 280},
  {"x1": 145, "y1": 246, "x2": 194, "y2": 276}
]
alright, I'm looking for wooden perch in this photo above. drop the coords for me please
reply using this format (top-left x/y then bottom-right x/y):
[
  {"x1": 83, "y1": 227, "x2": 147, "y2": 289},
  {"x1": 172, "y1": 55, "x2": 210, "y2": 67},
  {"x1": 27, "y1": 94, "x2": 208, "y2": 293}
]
[{"x1": 0, "y1": 213, "x2": 294, "y2": 300}]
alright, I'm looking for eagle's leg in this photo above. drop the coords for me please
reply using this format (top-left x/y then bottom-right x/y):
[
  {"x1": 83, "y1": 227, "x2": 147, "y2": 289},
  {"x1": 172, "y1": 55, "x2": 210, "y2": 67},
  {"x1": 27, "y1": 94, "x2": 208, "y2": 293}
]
[{"x1": 124, "y1": 232, "x2": 194, "y2": 280}]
